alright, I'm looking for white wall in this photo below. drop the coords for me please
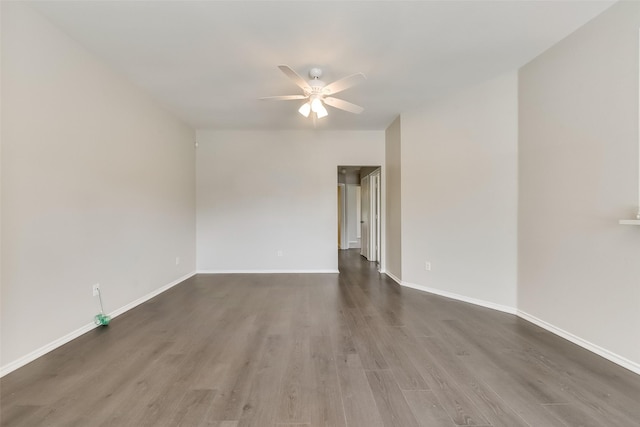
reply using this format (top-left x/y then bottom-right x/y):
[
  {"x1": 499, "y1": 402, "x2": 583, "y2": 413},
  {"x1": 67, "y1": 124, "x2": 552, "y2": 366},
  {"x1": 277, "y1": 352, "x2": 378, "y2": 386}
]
[
  {"x1": 519, "y1": 1, "x2": 640, "y2": 368},
  {"x1": 1, "y1": 4, "x2": 196, "y2": 372},
  {"x1": 385, "y1": 116, "x2": 402, "y2": 280},
  {"x1": 400, "y1": 72, "x2": 519, "y2": 311},
  {"x1": 196, "y1": 130, "x2": 384, "y2": 272}
]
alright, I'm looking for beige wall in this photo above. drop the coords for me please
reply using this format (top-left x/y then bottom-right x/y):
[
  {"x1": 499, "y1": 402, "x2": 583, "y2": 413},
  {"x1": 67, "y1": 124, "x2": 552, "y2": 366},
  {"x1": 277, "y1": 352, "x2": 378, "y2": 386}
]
[
  {"x1": 196, "y1": 130, "x2": 384, "y2": 272},
  {"x1": 1, "y1": 4, "x2": 196, "y2": 371},
  {"x1": 519, "y1": 1, "x2": 640, "y2": 368},
  {"x1": 400, "y1": 72, "x2": 519, "y2": 311},
  {"x1": 385, "y1": 116, "x2": 402, "y2": 280}
]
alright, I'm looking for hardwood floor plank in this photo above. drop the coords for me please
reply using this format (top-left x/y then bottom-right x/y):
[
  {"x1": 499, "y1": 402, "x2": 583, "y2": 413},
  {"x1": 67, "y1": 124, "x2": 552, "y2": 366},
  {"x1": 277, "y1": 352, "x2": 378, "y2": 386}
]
[
  {"x1": 335, "y1": 354, "x2": 384, "y2": 427},
  {"x1": 210, "y1": 422, "x2": 239, "y2": 427},
  {"x1": 393, "y1": 327, "x2": 491, "y2": 426},
  {"x1": 418, "y1": 336, "x2": 529, "y2": 427},
  {"x1": 209, "y1": 325, "x2": 270, "y2": 420},
  {"x1": 309, "y1": 334, "x2": 348, "y2": 427},
  {"x1": 276, "y1": 337, "x2": 312, "y2": 424},
  {"x1": 330, "y1": 309, "x2": 358, "y2": 357},
  {"x1": 542, "y1": 403, "x2": 603, "y2": 427},
  {"x1": 365, "y1": 315, "x2": 429, "y2": 391},
  {"x1": 0, "y1": 405, "x2": 42, "y2": 427},
  {"x1": 342, "y1": 308, "x2": 389, "y2": 370},
  {"x1": 236, "y1": 335, "x2": 290, "y2": 427},
  {"x1": 465, "y1": 354, "x2": 568, "y2": 427},
  {"x1": 365, "y1": 369, "x2": 420, "y2": 427},
  {"x1": 402, "y1": 390, "x2": 456, "y2": 427},
  {"x1": 170, "y1": 389, "x2": 217, "y2": 426}
]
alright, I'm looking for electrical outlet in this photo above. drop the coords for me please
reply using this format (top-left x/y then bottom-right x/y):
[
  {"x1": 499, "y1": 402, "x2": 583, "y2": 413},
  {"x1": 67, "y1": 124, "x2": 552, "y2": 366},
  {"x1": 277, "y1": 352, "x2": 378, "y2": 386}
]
[
  {"x1": 175, "y1": 257, "x2": 180, "y2": 265},
  {"x1": 92, "y1": 284, "x2": 100, "y2": 296},
  {"x1": 277, "y1": 250, "x2": 283, "y2": 257},
  {"x1": 425, "y1": 262, "x2": 431, "y2": 271}
]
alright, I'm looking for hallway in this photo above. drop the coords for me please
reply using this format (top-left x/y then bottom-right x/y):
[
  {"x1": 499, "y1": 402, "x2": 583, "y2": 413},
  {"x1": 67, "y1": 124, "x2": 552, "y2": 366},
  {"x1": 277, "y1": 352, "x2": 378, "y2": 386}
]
[{"x1": 2, "y1": 249, "x2": 639, "y2": 426}]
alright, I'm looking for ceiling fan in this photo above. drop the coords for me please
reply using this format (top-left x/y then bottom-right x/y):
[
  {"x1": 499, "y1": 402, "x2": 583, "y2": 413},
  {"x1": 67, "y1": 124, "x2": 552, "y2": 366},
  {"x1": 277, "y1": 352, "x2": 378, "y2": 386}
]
[{"x1": 260, "y1": 65, "x2": 366, "y2": 121}]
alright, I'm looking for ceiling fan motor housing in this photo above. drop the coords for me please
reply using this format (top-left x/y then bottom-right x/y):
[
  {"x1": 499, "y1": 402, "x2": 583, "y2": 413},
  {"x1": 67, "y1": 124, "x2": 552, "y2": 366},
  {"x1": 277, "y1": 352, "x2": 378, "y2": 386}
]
[
  {"x1": 309, "y1": 67, "x2": 323, "y2": 79},
  {"x1": 307, "y1": 79, "x2": 326, "y2": 96}
]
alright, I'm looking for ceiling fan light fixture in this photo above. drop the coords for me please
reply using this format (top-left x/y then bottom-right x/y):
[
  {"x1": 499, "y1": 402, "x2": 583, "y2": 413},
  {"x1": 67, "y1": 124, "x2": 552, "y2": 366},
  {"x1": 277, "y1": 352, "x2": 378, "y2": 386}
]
[
  {"x1": 310, "y1": 98, "x2": 323, "y2": 113},
  {"x1": 315, "y1": 103, "x2": 328, "y2": 118},
  {"x1": 298, "y1": 102, "x2": 311, "y2": 117}
]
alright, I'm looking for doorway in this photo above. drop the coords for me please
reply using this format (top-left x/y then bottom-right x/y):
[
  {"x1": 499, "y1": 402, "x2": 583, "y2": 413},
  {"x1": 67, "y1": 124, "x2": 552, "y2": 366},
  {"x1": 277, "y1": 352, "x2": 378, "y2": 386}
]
[{"x1": 337, "y1": 166, "x2": 381, "y2": 264}]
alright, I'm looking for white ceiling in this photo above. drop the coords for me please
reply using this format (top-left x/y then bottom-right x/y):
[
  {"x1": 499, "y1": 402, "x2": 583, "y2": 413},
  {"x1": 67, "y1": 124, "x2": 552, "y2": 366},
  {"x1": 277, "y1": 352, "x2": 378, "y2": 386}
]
[{"x1": 32, "y1": 1, "x2": 614, "y2": 131}]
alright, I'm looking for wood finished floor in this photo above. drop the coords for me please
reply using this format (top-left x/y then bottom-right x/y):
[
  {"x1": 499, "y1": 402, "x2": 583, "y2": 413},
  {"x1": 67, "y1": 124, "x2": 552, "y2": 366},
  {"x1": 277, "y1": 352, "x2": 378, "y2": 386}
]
[{"x1": 2, "y1": 249, "x2": 640, "y2": 427}]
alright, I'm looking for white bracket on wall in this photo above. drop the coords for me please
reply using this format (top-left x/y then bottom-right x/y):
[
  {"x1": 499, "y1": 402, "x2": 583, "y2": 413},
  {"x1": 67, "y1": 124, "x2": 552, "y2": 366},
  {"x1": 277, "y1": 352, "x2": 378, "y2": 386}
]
[{"x1": 619, "y1": 30, "x2": 640, "y2": 226}]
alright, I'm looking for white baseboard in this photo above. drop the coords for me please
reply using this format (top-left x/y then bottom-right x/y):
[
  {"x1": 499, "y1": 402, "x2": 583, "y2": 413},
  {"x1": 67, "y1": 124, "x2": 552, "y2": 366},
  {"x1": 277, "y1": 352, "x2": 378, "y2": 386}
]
[
  {"x1": 0, "y1": 271, "x2": 196, "y2": 378},
  {"x1": 399, "y1": 279, "x2": 518, "y2": 315},
  {"x1": 385, "y1": 271, "x2": 402, "y2": 286},
  {"x1": 0, "y1": 321, "x2": 98, "y2": 378},
  {"x1": 517, "y1": 310, "x2": 640, "y2": 376},
  {"x1": 107, "y1": 271, "x2": 196, "y2": 318},
  {"x1": 383, "y1": 271, "x2": 516, "y2": 315},
  {"x1": 197, "y1": 269, "x2": 339, "y2": 274}
]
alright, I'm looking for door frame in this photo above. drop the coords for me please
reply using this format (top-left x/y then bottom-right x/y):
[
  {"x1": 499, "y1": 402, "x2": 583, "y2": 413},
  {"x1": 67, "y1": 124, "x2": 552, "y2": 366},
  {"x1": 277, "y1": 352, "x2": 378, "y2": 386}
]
[{"x1": 336, "y1": 165, "x2": 385, "y2": 273}]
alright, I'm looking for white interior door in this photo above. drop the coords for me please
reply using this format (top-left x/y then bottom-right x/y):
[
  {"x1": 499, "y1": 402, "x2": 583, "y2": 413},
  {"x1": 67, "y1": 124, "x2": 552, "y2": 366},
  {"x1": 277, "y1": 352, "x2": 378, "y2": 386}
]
[
  {"x1": 360, "y1": 170, "x2": 381, "y2": 262},
  {"x1": 360, "y1": 175, "x2": 370, "y2": 258}
]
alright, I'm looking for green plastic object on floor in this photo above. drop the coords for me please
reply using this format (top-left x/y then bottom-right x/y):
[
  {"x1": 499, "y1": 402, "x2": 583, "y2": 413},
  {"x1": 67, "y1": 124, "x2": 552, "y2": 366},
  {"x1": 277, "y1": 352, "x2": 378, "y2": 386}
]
[
  {"x1": 94, "y1": 287, "x2": 111, "y2": 326},
  {"x1": 94, "y1": 313, "x2": 111, "y2": 326}
]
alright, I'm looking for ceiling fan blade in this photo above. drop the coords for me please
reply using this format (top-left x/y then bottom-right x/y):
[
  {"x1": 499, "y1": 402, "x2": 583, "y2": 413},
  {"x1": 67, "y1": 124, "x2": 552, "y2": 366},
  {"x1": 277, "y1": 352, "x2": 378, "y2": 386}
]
[
  {"x1": 259, "y1": 95, "x2": 308, "y2": 101},
  {"x1": 278, "y1": 65, "x2": 311, "y2": 91},
  {"x1": 323, "y1": 97, "x2": 364, "y2": 114},
  {"x1": 323, "y1": 72, "x2": 366, "y2": 95}
]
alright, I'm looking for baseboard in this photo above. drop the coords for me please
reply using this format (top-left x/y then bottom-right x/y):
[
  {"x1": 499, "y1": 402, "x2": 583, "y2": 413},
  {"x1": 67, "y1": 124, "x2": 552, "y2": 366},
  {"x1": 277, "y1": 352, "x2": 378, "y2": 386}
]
[
  {"x1": 384, "y1": 271, "x2": 402, "y2": 286},
  {"x1": 0, "y1": 271, "x2": 196, "y2": 378},
  {"x1": 401, "y1": 280, "x2": 518, "y2": 315},
  {"x1": 0, "y1": 321, "x2": 98, "y2": 378},
  {"x1": 107, "y1": 271, "x2": 196, "y2": 318},
  {"x1": 197, "y1": 269, "x2": 340, "y2": 274},
  {"x1": 517, "y1": 310, "x2": 640, "y2": 376},
  {"x1": 382, "y1": 273, "x2": 517, "y2": 316}
]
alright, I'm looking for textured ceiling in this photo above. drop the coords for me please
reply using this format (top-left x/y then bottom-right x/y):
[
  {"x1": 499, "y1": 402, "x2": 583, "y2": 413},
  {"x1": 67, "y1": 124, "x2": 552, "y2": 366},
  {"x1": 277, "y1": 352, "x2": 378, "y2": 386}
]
[{"x1": 32, "y1": 1, "x2": 614, "y2": 130}]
